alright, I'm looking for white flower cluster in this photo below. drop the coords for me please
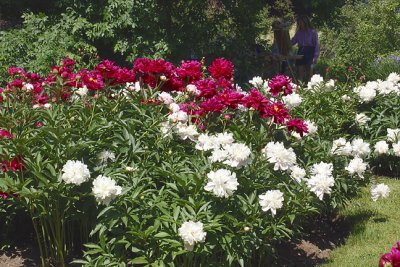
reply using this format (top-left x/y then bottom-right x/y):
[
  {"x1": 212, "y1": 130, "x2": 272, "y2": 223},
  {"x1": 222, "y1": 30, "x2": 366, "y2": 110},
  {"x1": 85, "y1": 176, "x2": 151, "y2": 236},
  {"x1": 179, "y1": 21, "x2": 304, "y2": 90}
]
[
  {"x1": 61, "y1": 160, "x2": 91, "y2": 185},
  {"x1": 331, "y1": 137, "x2": 371, "y2": 158},
  {"x1": 249, "y1": 76, "x2": 269, "y2": 92},
  {"x1": 354, "y1": 73, "x2": 400, "y2": 102},
  {"x1": 374, "y1": 140, "x2": 389, "y2": 155},
  {"x1": 258, "y1": 190, "x2": 284, "y2": 217},
  {"x1": 178, "y1": 221, "x2": 206, "y2": 251},
  {"x1": 61, "y1": 160, "x2": 123, "y2": 205},
  {"x1": 331, "y1": 138, "x2": 352, "y2": 156},
  {"x1": 289, "y1": 165, "x2": 307, "y2": 183},
  {"x1": 98, "y1": 150, "x2": 116, "y2": 165},
  {"x1": 387, "y1": 128, "x2": 400, "y2": 143},
  {"x1": 306, "y1": 162, "x2": 335, "y2": 200},
  {"x1": 197, "y1": 132, "x2": 252, "y2": 169},
  {"x1": 282, "y1": 92, "x2": 302, "y2": 109},
  {"x1": 205, "y1": 169, "x2": 239, "y2": 198},
  {"x1": 371, "y1": 183, "x2": 390, "y2": 201},
  {"x1": 345, "y1": 157, "x2": 367, "y2": 178},
  {"x1": 263, "y1": 142, "x2": 297, "y2": 171},
  {"x1": 355, "y1": 113, "x2": 371, "y2": 126},
  {"x1": 306, "y1": 74, "x2": 335, "y2": 91},
  {"x1": 304, "y1": 121, "x2": 318, "y2": 136},
  {"x1": 92, "y1": 175, "x2": 122, "y2": 205}
]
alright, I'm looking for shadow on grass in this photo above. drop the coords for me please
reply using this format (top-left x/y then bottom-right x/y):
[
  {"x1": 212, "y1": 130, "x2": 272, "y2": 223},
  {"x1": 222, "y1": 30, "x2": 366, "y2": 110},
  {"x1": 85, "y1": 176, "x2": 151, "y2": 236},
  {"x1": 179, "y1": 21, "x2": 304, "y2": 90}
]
[{"x1": 274, "y1": 209, "x2": 376, "y2": 267}]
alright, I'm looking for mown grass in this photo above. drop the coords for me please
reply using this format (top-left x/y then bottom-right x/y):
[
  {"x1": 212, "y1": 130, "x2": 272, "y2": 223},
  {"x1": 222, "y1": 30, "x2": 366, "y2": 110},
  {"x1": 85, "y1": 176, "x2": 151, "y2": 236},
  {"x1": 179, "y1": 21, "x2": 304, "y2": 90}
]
[{"x1": 322, "y1": 177, "x2": 400, "y2": 267}]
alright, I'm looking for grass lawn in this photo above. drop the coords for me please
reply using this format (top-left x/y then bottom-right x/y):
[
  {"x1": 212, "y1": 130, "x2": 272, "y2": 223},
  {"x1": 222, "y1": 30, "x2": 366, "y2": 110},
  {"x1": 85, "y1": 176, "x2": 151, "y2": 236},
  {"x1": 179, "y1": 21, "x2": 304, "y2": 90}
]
[{"x1": 322, "y1": 177, "x2": 400, "y2": 267}]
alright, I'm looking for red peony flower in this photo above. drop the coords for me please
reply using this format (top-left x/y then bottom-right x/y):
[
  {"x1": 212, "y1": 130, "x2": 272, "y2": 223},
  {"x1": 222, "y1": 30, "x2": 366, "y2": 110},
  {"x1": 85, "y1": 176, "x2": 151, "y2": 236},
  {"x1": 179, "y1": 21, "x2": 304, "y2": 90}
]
[
  {"x1": 8, "y1": 67, "x2": 27, "y2": 77},
  {"x1": 379, "y1": 242, "x2": 400, "y2": 267},
  {"x1": 268, "y1": 75, "x2": 293, "y2": 96},
  {"x1": 214, "y1": 89, "x2": 244, "y2": 109},
  {"x1": 199, "y1": 97, "x2": 225, "y2": 114},
  {"x1": 242, "y1": 88, "x2": 270, "y2": 111},
  {"x1": 176, "y1": 60, "x2": 203, "y2": 83},
  {"x1": 0, "y1": 192, "x2": 8, "y2": 199},
  {"x1": 263, "y1": 102, "x2": 290, "y2": 123},
  {"x1": 0, "y1": 129, "x2": 13, "y2": 138},
  {"x1": 81, "y1": 70, "x2": 104, "y2": 91},
  {"x1": 208, "y1": 58, "x2": 234, "y2": 80},
  {"x1": 9, "y1": 156, "x2": 25, "y2": 172},
  {"x1": 61, "y1": 57, "x2": 76, "y2": 68},
  {"x1": 286, "y1": 118, "x2": 309, "y2": 137},
  {"x1": 195, "y1": 78, "x2": 218, "y2": 98}
]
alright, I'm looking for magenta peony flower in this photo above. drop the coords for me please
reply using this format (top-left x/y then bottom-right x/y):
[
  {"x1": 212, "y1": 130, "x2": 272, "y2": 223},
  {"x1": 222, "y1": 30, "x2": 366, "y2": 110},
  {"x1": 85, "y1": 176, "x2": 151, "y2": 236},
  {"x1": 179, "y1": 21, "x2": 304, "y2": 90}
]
[
  {"x1": 380, "y1": 242, "x2": 400, "y2": 267},
  {"x1": 208, "y1": 58, "x2": 234, "y2": 80},
  {"x1": 268, "y1": 75, "x2": 293, "y2": 96},
  {"x1": 263, "y1": 102, "x2": 290, "y2": 123},
  {"x1": 286, "y1": 118, "x2": 309, "y2": 137},
  {"x1": 0, "y1": 129, "x2": 13, "y2": 138},
  {"x1": 176, "y1": 60, "x2": 203, "y2": 83},
  {"x1": 195, "y1": 78, "x2": 218, "y2": 98},
  {"x1": 242, "y1": 88, "x2": 270, "y2": 111},
  {"x1": 61, "y1": 57, "x2": 76, "y2": 68},
  {"x1": 214, "y1": 89, "x2": 244, "y2": 109},
  {"x1": 8, "y1": 67, "x2": 27, "y2": 77},
  {"x1": 81, "y1": 70, "x2": 104, "y2": 91}
]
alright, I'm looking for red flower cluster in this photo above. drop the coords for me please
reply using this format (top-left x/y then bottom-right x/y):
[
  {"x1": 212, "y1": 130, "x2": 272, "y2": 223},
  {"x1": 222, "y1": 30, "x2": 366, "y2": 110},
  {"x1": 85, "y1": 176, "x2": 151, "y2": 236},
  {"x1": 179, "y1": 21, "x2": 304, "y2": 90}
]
[
  {"x1": 380, "y1": 242, "x2": 400, "y2": 267},
  {"x1": 0, "y1": 129, "x2": 13, "y2": 138},
  {"x1": 2, "y1": 57, "x2": 307, "y2": 136},
  {"x1": 2, "y1": 156, "x2": 25, "y2": 172},
  {"x1": 268, "y1": 75, "x2": 293, "y2": 96}
]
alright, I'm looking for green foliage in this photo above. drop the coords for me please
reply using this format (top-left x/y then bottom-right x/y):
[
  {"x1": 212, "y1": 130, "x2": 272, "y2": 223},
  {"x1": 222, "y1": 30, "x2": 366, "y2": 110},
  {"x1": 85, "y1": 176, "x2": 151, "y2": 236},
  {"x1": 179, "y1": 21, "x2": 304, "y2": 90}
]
[
  {"x1": 320, "y1": 0, "x2": 400, "y2": 79},
  {"x1": 0, "y1": 12, "x2": 97, "y2": 79}
]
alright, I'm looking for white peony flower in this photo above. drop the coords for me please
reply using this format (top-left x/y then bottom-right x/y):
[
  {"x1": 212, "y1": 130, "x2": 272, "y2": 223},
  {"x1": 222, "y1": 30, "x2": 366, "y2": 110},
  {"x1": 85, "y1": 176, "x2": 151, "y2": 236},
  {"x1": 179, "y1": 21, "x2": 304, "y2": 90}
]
[
  {"x1": 186, "y1": 84, "x2": 200, "y2": 95},
  {"x1": 259, "y1": 190, "x2": 284, "y2": 217},
  {"x1": 158, "y1": 92, "x2": 174, "y2": 105},
  {"x1": 374, "y1": 141, "x2": 389, "y2": 155},
  {"x1": 175, "y1": 123, "x2": 199, "y2": 141},
  {"x1": 92, "y1": 175, "x2": 122, "y2": 205},
  {"x1": 263, "y1": 142, "x2": 297, "y2": 171},
  {"x1": 387, "y1": 72, "x2": 400, "y2": 84},
  {"x1": 355, "y1": 113, "x2": 371, "y2": 126},
  {"x1": 249, "y1": 76, "x2": 264, "y2": 88},
  {"x1": 178, "y1": 221, "x2": 206, "y2": 251},
  {"x1": 341, "y1": 94, "x2": 351, "y2": 101},
  {"x1": 307, "y1": 74, "x2": 324, "y2": 89},
  {"x1": 387, "y1": 128, "x2": 400, "y2": 142},
  {"x1": 358, "y1": 86, "x2": 376, "y2": 103},
  {"x1": 195, "y1": 134, "x2": 218, "y2": 151},
  {"x1": 304, "y1": 121, "x2": 318, "y2": 135},
  {"x1": 209, "y1": 148, "x2": 227, "y2": 163},
  {"x1": 345, "y1": 157, "x2": 367, "y2": 178},
  {"x1": 214, "y1": 132, "x2": 235, "y2": 146},
  {"x1": 98, "y1": 150, "x2": 116, "y2": 165},
  {"x1": 168, "y1": 110, "x2": 188, "y2": 123},
  {"x1": 204, "y1": 169, "x2": 239, "y2": 198},
  {"x1": 61, "y1": 160, "x2": 90, "y2": 185},
  {"x1": 310, "y1": 162, "x2": 333, "y2": 177},
  {"x1": 290, "y1": 165, "x2": 306, "y2": 183},
  {"x1": 76, "y1": 86, "x2": 88, "y2": 97},
  {"x1": 377, "y1": 80, "x2": 397, "y2": 95},
  {"x1": 331, "y1": 138, "x2": 352, "y2": 156},
  {"x1": 325, "y1": 79, "x2": 335, "y2": 91},
  {"x1": 392, "y1": 142, "x2": 400, "y2": 157},
  {"x1": 168, "y1": 103, "x2": 181, "y2": 113},
  {"x1": 160, "y1": 121, "x2": 173, "y2": 138},
  {"x1": 282, "y1": 93, "x2": 302, "y2": 109},
  {"x1": 44, "y1": 103, "x2": 52, "y2": 109},
  {"x1": 351, "y1": 138, "x2": 371, "y2": 158},
  {"x1": 222, "y1": 143, "x2": 252, "y2": 168},
  {"x1": 306, "y1": 174, "x2": 335, "y2": 200},
  {"x1": 371, "y1": 183, "x2": 390, "y2": 201},
  {"x1": 25, "y1": 83, "x2": 34, "y2": 91}
]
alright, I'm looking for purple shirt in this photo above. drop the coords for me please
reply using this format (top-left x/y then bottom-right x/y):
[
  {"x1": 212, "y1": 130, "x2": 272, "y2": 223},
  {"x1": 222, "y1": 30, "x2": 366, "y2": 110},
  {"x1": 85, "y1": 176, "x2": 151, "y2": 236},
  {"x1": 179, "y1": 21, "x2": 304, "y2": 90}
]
[{"x1": 291, "y1": 29, "x2": 320, "y2": 61}]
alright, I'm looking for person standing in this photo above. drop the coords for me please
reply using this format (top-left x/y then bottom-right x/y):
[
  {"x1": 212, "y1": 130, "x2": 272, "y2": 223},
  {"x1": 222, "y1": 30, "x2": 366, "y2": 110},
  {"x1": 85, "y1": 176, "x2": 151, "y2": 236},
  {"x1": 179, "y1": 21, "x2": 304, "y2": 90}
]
[{"x1": 291, "y1": 15, "x2": 320, "y2": 82}]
